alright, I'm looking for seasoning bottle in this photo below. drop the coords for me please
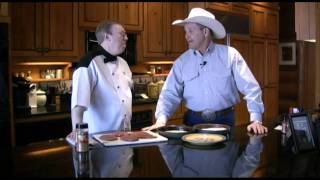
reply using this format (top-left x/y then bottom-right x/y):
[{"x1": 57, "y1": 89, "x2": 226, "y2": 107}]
[
  {"x1": 75, "y1": 151, "x2": 90, "y2": 178},
  {"x1": 76, "y1": 123, "x2": 89, "y2": 152},
  {"x1": 150, "y1": 65, "x2": 156, "y2": 75}
]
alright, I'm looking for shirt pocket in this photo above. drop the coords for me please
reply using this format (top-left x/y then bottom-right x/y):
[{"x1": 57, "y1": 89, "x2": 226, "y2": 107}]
[
  {"x1": 182, "y1": 70, "x2": 200, "y2": 94},
  {"x1": 210, "y1": 72, "x2": 233, "y2": 94}
]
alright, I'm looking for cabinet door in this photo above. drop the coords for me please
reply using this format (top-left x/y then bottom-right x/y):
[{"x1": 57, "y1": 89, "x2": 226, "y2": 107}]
[
  {"x1": 231, "y1": 2, "x2": 250, "y2": 16},
  {"x1": 251, "y1": 38, "x2": 266, "y2": 87},
  {"x1": 143, "y1": 2, "x2": 167, "y2": 58},
  {"x1": 263, "y1": 86, "x2": 279, "y2": 126},
  {"x1": 42, "y1": 3, "x2": 78, "y2": 57},
  {"x1": 205, "y1": 2, "x2": 231, "y2": 12},
  {"x1": 251, "y1": 5, "x2": 266, "y2": 38},
  {"x1": 265, "y1": 40, "x2": 279, "y2": 86},
  {"x1": 78, "y1": 2, "x2": 111, "y2": 28},
  {"x1": 166, "y1": 2, "x2": 188, "y2": 58},
  {"x1": 11, "y1": 3, "x2": 42, "y2": 56},
  {"x1": 231, "y1": 35, "x2": 251, "y2": 126},
  {"x1": 115, "y1": 2, "x2": 143, "y2": 31},
  {"x1": 266, "y1": 10, "x2": 279, "y2": 39}
]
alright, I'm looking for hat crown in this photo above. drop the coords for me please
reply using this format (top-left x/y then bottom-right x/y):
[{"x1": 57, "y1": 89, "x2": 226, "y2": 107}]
[{"x1": 188, "y1": 8, "x2": 215, "y2": 20}]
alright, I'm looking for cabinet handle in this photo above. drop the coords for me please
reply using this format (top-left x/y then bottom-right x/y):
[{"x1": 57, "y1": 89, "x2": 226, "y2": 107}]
[{"x1": 43, "y1": 48, "x2": 49, "y2": 53}]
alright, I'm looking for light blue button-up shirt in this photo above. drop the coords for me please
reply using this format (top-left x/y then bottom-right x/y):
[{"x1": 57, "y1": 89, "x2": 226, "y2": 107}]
[{"x1": 155, "y1": 42, "x2": 264, "y2": 124}]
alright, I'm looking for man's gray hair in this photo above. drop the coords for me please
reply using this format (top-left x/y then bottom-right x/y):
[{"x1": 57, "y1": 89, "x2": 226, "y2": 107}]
[{"x1": 95, "y1": 20, "x2": 120, "y2": 44}]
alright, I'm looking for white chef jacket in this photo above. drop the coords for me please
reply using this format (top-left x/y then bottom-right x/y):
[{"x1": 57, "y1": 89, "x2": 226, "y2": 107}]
[
  {"x1": 156, "y1": 42, "x2": 264, "y2": 124},
  {"x1": 72, "y1": 46, "x2": 133, "y2": 134}
]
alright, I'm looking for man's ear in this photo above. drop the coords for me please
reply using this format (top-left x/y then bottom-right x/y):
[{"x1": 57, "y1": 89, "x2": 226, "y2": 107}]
[
  {"x1": 204, "y1": 28, "x2": 209, "y2": 37},
  {"x1": 105, "y1": 33, "x2": 111, "y2": 41}
]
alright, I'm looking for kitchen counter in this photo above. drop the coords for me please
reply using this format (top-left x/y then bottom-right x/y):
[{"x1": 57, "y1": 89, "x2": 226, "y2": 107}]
[{"x1": 8, "y1": 124, "x2": 320, "y2": 177}]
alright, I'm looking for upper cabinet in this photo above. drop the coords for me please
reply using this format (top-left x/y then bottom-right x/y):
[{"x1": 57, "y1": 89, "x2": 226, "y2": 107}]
[
  {"x1": 113, "y1": 2, "x2": 143, "y2": 31},
  {"x1": 11, "y1": 3, "x2": 79, "y2": 59},
  {"x1": 143, "y1": 2, "x2": 187, "y2": 59},
  {"x1": 78, "y1": 2, "x2": 112, "y2": 28},
  {"x1": 251, "y1": 4, "x2": 279, "y2": 39},
  {"x1": 205, "y1": 2, "x2": 250, "y2": 16},
  {"x1": 78, "y1": 2, "x2": 143, "y2": 31}
]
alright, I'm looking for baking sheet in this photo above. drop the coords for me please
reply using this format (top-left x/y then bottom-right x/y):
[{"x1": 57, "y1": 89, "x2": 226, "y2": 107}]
[{"x1": 93, "y1": 131, "x2": 168, "y2": 147}]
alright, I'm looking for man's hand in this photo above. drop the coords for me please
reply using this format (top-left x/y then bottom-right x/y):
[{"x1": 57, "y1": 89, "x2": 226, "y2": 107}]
[
  {"x1": 142, "y1": 121, "x2": 166, "y2": 131},
  {"x1": 67, "y1": 131, "x2": 76, "y2": 140},
  {"x1": 247, "y1": 121, "x2": 268, "y2": 134}
]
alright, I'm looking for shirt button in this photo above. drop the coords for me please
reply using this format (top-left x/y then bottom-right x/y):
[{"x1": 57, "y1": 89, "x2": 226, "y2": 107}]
[
  {"x1": 122, "y1": 99, "x2": 124, "y2": 102},
  {"x1": 117, "y1": 86, "x2": 120, "y2": 89},
  {"x1": 112, "y1": 72, "x2": 115, "y2": 76},
  {"x1": 124, "y1": 114, "x2": 127, "y2": 117}
]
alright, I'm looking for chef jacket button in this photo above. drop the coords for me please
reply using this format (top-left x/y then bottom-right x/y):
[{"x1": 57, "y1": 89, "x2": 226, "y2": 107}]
[
  {"x1": 124, "y1": 114, "x2": 127, "y2": 117},
  {"x1": 112, "y1": 72, "x2": 115, "y2": 76},
  {"x1": 117, "y1": 86, "x2": 120, "y2": 89},
  {"x1": 122, "y1": 100, "x2": 124, "y2": 102}
]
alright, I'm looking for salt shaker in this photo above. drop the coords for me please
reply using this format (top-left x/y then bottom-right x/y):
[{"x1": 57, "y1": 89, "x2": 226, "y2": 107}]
[{"x1": 76, "y1": 123, "x2": 89, "y2": 152}]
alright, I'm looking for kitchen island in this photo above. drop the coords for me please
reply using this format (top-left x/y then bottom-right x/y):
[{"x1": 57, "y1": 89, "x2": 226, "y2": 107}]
[{"x1": 7, "y1": 124, "x2": 320, "y2": 177}]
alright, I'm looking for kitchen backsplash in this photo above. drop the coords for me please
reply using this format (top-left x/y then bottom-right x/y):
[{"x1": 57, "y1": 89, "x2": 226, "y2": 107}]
[{"x1": 37, "y1": 80, "x2": 72, "y2": 94}]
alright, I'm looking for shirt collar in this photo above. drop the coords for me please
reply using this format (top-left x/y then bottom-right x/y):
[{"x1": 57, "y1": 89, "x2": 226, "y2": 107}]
[
  {"x1": 96, "y1": 45, "x2": 118, "y2": 63},
  {"x1": 193, "y1": 41, "x2": 215, "y2": 56}
]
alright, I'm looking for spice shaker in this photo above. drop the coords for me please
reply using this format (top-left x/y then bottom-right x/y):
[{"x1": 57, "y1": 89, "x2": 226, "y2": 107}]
[
  {"x1": 75, "y1": 151, "x2": 90, "y2": 178},
  {"x1": 76, "y1": 122, "x2": 89, "y2": 152}
]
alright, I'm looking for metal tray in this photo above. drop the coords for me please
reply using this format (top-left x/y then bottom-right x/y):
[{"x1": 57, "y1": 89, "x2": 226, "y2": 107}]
[
  {"x1": 157, "y1": 125, "x2": 193, "y2": 139},
  {"x1": 193, "y1": 123, "x2": 230, "y2": 137}
]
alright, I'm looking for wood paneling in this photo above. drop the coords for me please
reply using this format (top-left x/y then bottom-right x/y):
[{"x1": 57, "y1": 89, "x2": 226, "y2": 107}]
[
  {"x1": 265, "y1": 40, "x2": 279, "y2": 85},
  {"x1": 251, "y1": 38, "x2": 266, "y2": 87}
]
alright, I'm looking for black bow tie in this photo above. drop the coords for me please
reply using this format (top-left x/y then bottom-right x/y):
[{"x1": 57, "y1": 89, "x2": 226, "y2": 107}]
[
  {"x1": 96, "y1": 45, "x2": 117, "y2": 63},
  {"x1": 104, "y1": 56, "x2": 117, "y2": 63}
]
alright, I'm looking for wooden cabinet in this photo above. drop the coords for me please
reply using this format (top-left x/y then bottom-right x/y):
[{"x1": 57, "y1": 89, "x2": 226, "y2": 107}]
[
  {"x1": 205, "y1": 2, "x2": 249, "y2": 16},
  {"x1": 167, "y1": 103, "x2": 186, "y2": 125},
  {"x1": 263, "y1": 86, "x2": 279, "y2": 126},
  {"x1": 78, "y1": 2, "x2": 112, "y2": 28},
  {"x1": 142, "y1": 2, "x2": 187, "y2": 59},
  {"x1": 78, "y1": 2, "x2": 143, "y2": 31},
  {"x1": 112, "y1": 2, "x2": 143, "y2": 31},
  {"x1": 231, "y1": 35, "x2": 251, "y2": 125},
  {"x1": 11, "y1": 3, "x2": 79, "y2": 58},
  {"x1": 206, "y1": 2, "x2": 231, "y2": 12},
  {"x1": 251, "y1": 38, "x2": 266, "y2": 87},
  {"x1": 265, "y1": 40, "x2": 279, "y2": 86},
  {"x1": 251, "y1": 4, "x2": 279, "y2": 39}
]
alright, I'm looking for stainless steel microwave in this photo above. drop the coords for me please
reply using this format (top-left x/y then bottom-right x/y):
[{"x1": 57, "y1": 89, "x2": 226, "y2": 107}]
[{"x1": 85, "y1": 31, "x2": 137, "y2": 66}]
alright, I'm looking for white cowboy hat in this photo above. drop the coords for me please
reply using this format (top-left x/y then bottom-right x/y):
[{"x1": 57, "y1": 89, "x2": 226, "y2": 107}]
[{"x1": 172, "y1": 8, "x2": 226, "y2": 39}]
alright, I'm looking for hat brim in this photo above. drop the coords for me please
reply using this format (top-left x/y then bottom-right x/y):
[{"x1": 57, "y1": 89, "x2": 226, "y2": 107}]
[{"x1": 172, "y1": 16, "x2": 226, "y2": 39}]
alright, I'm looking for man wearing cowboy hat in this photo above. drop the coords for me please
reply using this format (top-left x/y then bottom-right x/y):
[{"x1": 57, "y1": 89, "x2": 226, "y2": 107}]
[{"x1": 143, "y1": 8, "x2": 267, "y2": 134}]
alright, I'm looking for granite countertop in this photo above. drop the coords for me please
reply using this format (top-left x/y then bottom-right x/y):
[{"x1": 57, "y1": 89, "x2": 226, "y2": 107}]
[{"x1": 10, "y1": 124, "x2": 319, "y2": 177}]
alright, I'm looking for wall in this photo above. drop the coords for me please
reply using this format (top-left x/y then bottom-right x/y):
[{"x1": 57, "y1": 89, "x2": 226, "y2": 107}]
[{"x1": 316, "y1": 3, "x2": 320, "y2": 107}]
